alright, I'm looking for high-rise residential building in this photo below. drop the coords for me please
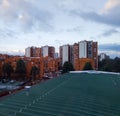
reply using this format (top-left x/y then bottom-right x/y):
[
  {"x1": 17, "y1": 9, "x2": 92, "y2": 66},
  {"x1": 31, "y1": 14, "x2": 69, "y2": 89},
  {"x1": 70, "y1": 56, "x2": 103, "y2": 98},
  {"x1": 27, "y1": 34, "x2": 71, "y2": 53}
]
[
  {"x1": 25, "y1": 47, "x2": 41, "y2": 57},
  {"x1": 25, "y1": 46, "x2": 55, "y2": 58},
  {"x1": 79, "y1": 41, "x2": 87, "y2": 58},
  {"x1": 41, "y1": 46, "x2": 55, "y2": 58},
  {"x1": 59, "y1": 46, "x2": 63, "y2": 60},
  {"x1": 87, "y1": 41, "x2": 93, "y2": 58},
  {"x1": 60, "y1": 45, "x2": 70, "y2": 65},
  {"x1": 49, "y1": 46, "x2": 55, "y2": 58},
  {"x1": 42, "y1": 46, "x2": 49, "y2": 57},
  {"x1": 92, "y1": 42, "x2": 98, "y2": 70},
  {"x1": 35, "y1": 48, "x2": 42, "y2": 57},
  {"x1": 25, "y1": 47, "x2": 36, "y2": 57},
  {"x1": 25, "y1": 47, "x2": 31, "y2": 57},
  {"x1": 62, "y1": 45, "x2": 70, "y2": 65},
  {"x1": 73, "y1": 43, "x2": 79, "y2": 68},
  {"x1": 60, "y1": 40, "x2": 98, "y2": 70},
  {"x1": 69, "y1": 45, "x2": 74, "y2": 65},
  {"x1": 59, "y1": 46, "x2": 63, "y2": 67},
  {"x1": 78, "y1": 41, "x2": 98, "y2": 70},
  {"x1": 99, "y1": 53, "x2": 109, "y2": 61}
]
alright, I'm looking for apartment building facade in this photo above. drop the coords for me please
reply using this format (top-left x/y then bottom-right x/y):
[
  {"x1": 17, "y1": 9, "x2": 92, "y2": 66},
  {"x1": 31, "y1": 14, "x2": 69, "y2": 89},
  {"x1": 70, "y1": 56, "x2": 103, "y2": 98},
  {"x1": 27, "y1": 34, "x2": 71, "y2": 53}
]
[
  {"x1": 41, "y1": 46, "x2": 55, "y2": 58},
  {"x1": 59, "y1": 45, "x2": 70, "y2": 65},
  {"x1": 99, "y1": 53, "x2": 109, "y2": 61},
  {"x1": 25, "y1": 46, "x2": 55, "y2": 58},
  {"x1": 60, "y1": 40, "x2": 98, "y2": 70},
  {"x1": 79, "y1": 41, "x2": 87, "y2": 58},
  {"x1": 25, "y1": 47, "x2": 38, "y2": 57}
]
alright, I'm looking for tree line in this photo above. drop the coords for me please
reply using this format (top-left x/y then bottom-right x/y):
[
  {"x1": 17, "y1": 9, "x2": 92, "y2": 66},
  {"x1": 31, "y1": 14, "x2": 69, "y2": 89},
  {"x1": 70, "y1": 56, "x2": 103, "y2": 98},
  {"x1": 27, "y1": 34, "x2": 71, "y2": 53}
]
[
  {"x1": 1, "y1": 59, "x2": 39, "y2": 82},
  {"x1": 98, "y1": 57, "x2": 120, "y2": 72},
  {"x1": 62, "y1": 61, "x2": 93, "y2": 74},
  {"x1": 1, "y1": 57, "x2": 120, "y2": 81},
  {"x1": 62, "y1": 57, "x2": 120, "y2": 74}
]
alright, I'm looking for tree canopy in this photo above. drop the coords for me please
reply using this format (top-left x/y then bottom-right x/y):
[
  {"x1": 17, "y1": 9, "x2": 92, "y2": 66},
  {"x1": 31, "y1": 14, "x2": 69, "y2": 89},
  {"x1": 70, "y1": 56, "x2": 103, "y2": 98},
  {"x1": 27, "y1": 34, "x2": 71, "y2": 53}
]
[
  {"x1": 30, "y1": 66, "x2": 39, "y2": 80},
  {"x1": 62, "y1": 61, "x2": 74, "y2": 74},
  {"x1": 113, "y1": 57, "x2": 120, "y2": 72},
  {"x1": 15, "y1": 59, "x2": 26, "y2": 74},
  {"x1": 2, "y1": 62, "x2": 13, "y2": 79},
  {"x1": 83, "y1": 62, "x2": 93, "y2": 70},
  {"x1": 98, "y1": 57, "x2": 120, "y2": 72}
]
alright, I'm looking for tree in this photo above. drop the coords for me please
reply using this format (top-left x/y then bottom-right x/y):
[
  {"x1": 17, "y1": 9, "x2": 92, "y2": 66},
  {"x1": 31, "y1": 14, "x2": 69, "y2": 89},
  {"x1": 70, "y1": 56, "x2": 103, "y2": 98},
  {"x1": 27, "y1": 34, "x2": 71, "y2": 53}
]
[
  {"x1": 113, "y1": 57, "x2": 120, "y2": 72},
  {"x1": 98, "y1": 59, "x2": 114, "y2": 72},
  {"x1": 62, "y1": 61, "x2": 74, "y2": 74},
  {"x1": 15, "y1": 59, "x2": 26, "y2": 80},
  {"x1": 98, "y1": 57, "x2": 120, "y2": 72},
  {"x1": 2, "y1": 62, "x2": 13, "y2": 80},
  {"x1": 30, "y1": 66, "x2": 39, "y2": 81},
  {"x1": 103, "y1": 59, "x2": 114, "y2": 72},
  {"x1": 83, "y1": 62, "x2": 93, "y2": 70}
]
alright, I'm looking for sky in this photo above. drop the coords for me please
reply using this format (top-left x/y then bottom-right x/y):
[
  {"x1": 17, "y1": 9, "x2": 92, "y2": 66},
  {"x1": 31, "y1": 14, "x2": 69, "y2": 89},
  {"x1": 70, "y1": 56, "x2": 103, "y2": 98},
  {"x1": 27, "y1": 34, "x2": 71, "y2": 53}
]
[{"x1": 0, "y1": 0, "x2": 120, "y2": 58}]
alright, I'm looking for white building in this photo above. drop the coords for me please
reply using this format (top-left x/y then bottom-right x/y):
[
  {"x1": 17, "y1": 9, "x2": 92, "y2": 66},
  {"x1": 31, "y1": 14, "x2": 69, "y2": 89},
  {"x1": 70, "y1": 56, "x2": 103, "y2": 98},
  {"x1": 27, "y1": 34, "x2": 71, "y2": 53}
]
[
  {"x1": 41, "y1": 45, "x2": 55, "y2": 58},
  {"x1": 25, "y1": 47, "x2": 31, "y2": 57},
  {"x1": 25, "y1": 47, "x2": 37, "y2": 57},
  {"x1": 99, "y1": 53, "x2": 109, "y2": 61},
  {"x1": 42, "y1": 46, "x2": 49, "y2": 57},
  {"x1": 79, "y1": 41, "x2": 87, "y2": 58},
  {"x1": 62, "y1": 45, "x2": 69, "y2": 65}
]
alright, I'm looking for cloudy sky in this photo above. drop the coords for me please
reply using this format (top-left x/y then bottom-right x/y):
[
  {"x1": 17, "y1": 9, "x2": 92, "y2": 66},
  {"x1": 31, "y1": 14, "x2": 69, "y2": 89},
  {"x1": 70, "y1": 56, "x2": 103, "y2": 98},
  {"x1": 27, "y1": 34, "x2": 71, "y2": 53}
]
[{"x1": 0, "y1": 0, "x2": 120, "y2": 58}]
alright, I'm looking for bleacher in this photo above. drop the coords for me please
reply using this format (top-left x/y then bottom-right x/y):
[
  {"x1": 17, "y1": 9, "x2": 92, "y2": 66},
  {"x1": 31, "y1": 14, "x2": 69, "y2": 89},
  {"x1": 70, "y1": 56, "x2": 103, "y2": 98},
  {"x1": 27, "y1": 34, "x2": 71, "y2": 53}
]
[{"x1": 0, "y1": 73, "x2": 120, "y2": 116}]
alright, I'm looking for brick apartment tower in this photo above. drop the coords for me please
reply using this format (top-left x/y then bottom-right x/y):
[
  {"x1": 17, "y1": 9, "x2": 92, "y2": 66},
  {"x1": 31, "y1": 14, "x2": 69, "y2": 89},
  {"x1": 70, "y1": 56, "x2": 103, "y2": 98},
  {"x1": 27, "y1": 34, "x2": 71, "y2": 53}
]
[
  {"x1": 25, "y1": 47, "x2": 41, "y2": 57},
  {"x1": 59, "y1": 45, "x2": 71, "y2": 65},
  {"x1": 92, "y1": 42, "x2": 98, "y2": 70},
  {"x1": 25, "y1": 46, "x2": 55, "y2": 58},
  {"x1": 60, "y1": 40, "x2": 98, "y2": 70},
  {"x1": 25, "y1": 47, "x2": 36, "y2": 57},
  {"x1": 73, "y1": 43, "x2": 79, "y2": 68},
  {"x1": 35, "y1": 48, "x2": 42, "y2": 57},
  {"x1": 79, "y1": 40, "x2": 98, "y2": 70},
  {"x1": 41, "y1": 46, "x2": 55, "y2": 58}
]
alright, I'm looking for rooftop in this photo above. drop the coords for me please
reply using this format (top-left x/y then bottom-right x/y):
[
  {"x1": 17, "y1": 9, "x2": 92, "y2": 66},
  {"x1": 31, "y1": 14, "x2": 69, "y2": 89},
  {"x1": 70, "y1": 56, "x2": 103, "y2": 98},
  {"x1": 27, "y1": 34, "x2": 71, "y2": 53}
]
[{"x1": 0, "y1": 72, "x2": 120, "y2": 116}]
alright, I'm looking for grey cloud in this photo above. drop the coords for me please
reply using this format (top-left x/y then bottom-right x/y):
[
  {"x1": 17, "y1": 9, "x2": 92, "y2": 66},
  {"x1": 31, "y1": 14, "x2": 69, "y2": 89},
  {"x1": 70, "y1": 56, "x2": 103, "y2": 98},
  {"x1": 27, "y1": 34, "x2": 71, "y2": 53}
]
[
  {"x1": 71, "y1": 5, "x2": 120, "y2": 27},
  {"x1": 0, "y1": 0, "x2": 53, "y2": 32},
  {"x1": 100, "y1": 29, "x2": 119, "y2": 37},
  {"x1": 99, "y1": 44, "x2": 120, "y2": 58},
  {"x1": 99, "y1": 44, "x2": 120, "y2": 51},
  {"x1": 56, "y1": 26, "x2": 82, "y2": 33},
  {"x1": 0, "y1": 28, "x2": 18, "y2": 39},
  {"x1": 66, "y1": 26, "x2": 82, "y2": 32}
]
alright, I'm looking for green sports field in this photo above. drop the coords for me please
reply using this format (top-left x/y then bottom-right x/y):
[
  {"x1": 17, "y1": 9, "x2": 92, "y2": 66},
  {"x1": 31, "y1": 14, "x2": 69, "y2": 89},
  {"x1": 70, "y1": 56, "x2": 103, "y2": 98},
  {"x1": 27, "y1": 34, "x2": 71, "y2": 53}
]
[{"x1": 0, "y1": 72, "x2": 120, "y2": 116}]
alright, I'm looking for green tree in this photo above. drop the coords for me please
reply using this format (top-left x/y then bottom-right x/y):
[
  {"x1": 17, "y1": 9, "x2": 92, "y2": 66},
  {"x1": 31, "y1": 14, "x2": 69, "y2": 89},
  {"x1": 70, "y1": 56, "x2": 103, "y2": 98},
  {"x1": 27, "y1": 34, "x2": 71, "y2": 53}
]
[
  {"x1": 83, "y1": 62, "x2": 93, "y2": 70},
  {"x1": 113, "y1": 57, "x2": 120, "y2": 72},
  {"x1": 15, "y1": 59, "x2": 26, "y2": 80},
  {"x1": 98, "y1": 59, "x2": 114, "y2": 72},
  {"x1": 62, "y1": 61, "x2": 74, "y2": 74},
  {"x1": 103, "y1": 59, "x2": 114, "y2": 72},
  {"x1": 30, "y1": 66, "x2": 39, "y2": 81},
  {"x1": 2, "y1": 62, "x2": 13, "y2": 80}
]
